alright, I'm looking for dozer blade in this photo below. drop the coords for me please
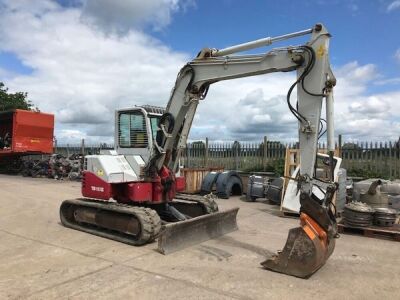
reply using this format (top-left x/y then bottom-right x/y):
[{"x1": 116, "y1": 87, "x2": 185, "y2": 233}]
[
  {"x1": 261, "y1": 213, "x2": 335, "y2": 278},
  {"x1": 158, "y1": 207, "x2": 239, "y2": 255}
]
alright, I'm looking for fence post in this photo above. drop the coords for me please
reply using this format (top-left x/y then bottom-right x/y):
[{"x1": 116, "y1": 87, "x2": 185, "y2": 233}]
[
  {"x1": 338, "y1": 134, "x2": 342, "y2": 158},
  {"x1": 233, "y1": 141, "x2": 239, "y2": 171},
  {"x1": 54, "y1": 138, "x2": 57, "y2": 154},
  {"x1": 205, "y1": 137, "x2": 209, "y2": 168},
  {"x1": 263, "y1": 136, "x2": 268, "y2": 171},
  {"x1": 185, "y1": 143, "x2": 189, "y2": 168},
  {"x1": 81, "y1": 139, "x2": 85, "y2": 155},
  {"x1": 389, "y1": 141, "x2": 392, "y2": 179}
]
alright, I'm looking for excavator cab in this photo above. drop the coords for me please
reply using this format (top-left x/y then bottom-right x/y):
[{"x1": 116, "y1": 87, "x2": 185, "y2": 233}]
[{"x1": 60, "y1": 104, "x2": 239, "y2": 255}]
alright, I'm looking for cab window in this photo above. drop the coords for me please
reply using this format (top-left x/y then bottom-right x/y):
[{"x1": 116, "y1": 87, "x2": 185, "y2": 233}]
[
  {"x1": 149, "y1": 116, "x2": 160, "y2": 141},
  {"x1": 118, "y1": 111, "x2": 148, "y2": 148}
]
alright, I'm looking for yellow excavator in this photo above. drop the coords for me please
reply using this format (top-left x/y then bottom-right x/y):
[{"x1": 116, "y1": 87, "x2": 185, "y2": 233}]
[{"x1": 60, "y1": 23, "x2": 338, "y2": 278}]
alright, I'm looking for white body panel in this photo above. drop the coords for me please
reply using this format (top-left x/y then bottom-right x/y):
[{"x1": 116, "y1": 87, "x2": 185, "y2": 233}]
[
  {"x1": 125, "y1": 155, "x2": 146, "y2": 177},
  {"x1": 85, "y1": 155, "x2": 138, "y2": 183}
]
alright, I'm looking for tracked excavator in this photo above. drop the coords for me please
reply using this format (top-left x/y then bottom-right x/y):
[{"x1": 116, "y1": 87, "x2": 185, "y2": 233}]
[{"x1": 60, "y1": 23, "x2": 338, "y2": 278}]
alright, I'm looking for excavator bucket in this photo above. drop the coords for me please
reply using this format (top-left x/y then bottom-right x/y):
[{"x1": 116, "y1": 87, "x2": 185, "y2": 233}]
[
  {"x1": 261, "y1": 213, "x2": 335, "y2": 278},
  {"x1": 158, "y1": 207, "x2": 239, "y2": 255}
]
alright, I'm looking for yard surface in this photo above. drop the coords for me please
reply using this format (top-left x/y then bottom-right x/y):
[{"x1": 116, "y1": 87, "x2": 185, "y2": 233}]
[{"x1": 0, "y1": 174, "x2": 399, "y2": 299}]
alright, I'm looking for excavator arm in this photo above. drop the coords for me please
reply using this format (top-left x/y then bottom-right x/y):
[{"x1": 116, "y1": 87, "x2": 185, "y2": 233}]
[{"x1": 148, "y1": 23, "x2": 338, "y2": 278}]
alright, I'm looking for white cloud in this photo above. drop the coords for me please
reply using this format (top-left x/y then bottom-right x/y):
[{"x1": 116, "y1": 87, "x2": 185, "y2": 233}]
[
  {"x1": 56, "y1": 129, "x2": 87, "y2": 143},
  {"x1": 333, "y1": 62, "x2": 400, "y2": 141},
  {"x1": 348, "y1": 96, "x2": 390, "y2": 117},
  {"x1": 0, "y1": 66, "x2": 15, "y2": 79},
  {"x1": 387, "y1": 0, "x2": 400, "y2": 12},
  {"x1": 81, "y1": 0, "x2": 194, "y2": 32},
  {"x1": 395, "y1": 48, "x2": 400, "y2": 63},
  {"x1": 335, "y1": 61, "x2": 378, "y2": 83},
  {"x1": 375, "y1": 77, "x2": 400, "y2": 85},
  {"x1": 189, "y1": 60, "x2": 400, "y2": 142},
  {"x1": 0, "y1": 0, "x2": 188, "y2": 141},
  {"x1": 189, "y1": 75, "x2": 300, "y2": 142},
  {"x1": 0, "y1": 1, "x2": 398, "y2": 144},
  {"x1": 1, "y1": 0, "x2": 59, "y2": 14}
]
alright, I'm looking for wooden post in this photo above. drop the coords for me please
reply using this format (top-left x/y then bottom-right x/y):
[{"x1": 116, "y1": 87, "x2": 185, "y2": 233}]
[{"x1": 185, "y1": 143, "x2": 189, "y2": 168}]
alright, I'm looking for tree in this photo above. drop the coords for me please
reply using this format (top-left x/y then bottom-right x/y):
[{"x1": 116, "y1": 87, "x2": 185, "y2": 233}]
[{"x1": 0, "y1": 82, "x2": 37, "y2": 111}]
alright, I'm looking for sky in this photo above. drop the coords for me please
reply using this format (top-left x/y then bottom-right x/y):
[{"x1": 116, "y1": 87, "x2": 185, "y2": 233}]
[{"x1": 0, "y1": 0, "x2": 399, "y2": 144}]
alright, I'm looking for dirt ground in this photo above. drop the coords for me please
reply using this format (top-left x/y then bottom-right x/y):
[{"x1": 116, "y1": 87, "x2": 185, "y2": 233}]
[{"x1": 0, "y1": 174, "x2": 399, "y2": 299}]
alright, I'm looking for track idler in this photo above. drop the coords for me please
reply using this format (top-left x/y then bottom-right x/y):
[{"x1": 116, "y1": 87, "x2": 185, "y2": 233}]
[{"x1": 261, "y1": 213, "x2": 335, "y2": 278}]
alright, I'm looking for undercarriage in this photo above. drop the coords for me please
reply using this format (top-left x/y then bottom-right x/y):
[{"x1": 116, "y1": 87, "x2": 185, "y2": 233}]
[{"x1": 60, "y1": 193, "x2": 239, "y2": 254}]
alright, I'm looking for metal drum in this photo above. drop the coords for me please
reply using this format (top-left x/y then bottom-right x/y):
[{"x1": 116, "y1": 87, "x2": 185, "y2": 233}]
[
  {"x1": 343, "y1": 202, "x2": 374, "y2": 227},
  {"x1": 373, "y1": 208, "x2": 397, "y2": 227}
]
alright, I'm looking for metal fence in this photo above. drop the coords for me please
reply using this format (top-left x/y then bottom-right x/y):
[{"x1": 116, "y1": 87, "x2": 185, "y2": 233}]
[
  {"x1": 55, "y1": 135, "x2": 400, "y2": 179},
  {"x1": 54, "y1": 141, "x2": 113, "y2": 157},
  {"x1": 181, "y1": 137, "x2": 286, "y2": 172},
  {"x1": 340, "y1": 141, "x2": 400, "y2": 179}
]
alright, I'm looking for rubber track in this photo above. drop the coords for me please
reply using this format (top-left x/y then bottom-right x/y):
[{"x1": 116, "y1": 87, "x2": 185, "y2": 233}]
[
  {"x1": 60, "y1": 198, "x2": 161, "y2": 246},
  {"x1": 175, "y1": 193, "x2": 219, "y2": 214}
]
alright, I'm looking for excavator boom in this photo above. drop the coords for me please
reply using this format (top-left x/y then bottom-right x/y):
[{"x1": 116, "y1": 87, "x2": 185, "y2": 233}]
[{"x1": 149, "y1": 23, "x2": 338, "y2": 278}]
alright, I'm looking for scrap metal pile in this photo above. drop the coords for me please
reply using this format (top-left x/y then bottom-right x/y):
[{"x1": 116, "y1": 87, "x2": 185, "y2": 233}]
[
  {"x1": 21, "y1": 153, "x2": 83, "y2": 180},
  {"x1": 244, "y1": 175, "x2": 283, "y2": 204},
  {"x1": 343, "y1": 179, "x2": 400, "y2": 228},
  {"x1": 343, "y1": 202, "x2": 398, "y2": 228}
]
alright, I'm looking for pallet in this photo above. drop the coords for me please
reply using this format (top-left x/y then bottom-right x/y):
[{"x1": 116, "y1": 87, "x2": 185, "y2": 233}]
[
  {"x1": 181, "y1": 167, "x2": 224, "y2": 194},
  {"x1": 280, "y1": 148, "x2": 340, "y2": 213},
  {"x1": 338, "y1": 222, "x2": 400, "y2": 242}
]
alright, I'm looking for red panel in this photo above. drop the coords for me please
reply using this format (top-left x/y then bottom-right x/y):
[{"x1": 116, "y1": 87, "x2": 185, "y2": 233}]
[
  {"x1": 175, "y1": 176, "x2": 186, "y2": 192},
  {"x1": 126, "y1": 182, "x2": 153, "y2": 202},
  {"x1": 81, "y1": 171, "x2": 113, "y2": 200},
  {"x1": 81, "y1": 169, "x2": 182, "y2": 205},
  {"x1": 159, "y1": 166, "x2": 176, "y2": 202},
  {"x1": 152, "y1": 176, "x2": 164, "y2": 203},
  {"x1": 12, "y1": 110, "x2": 54, "y2": 154}
]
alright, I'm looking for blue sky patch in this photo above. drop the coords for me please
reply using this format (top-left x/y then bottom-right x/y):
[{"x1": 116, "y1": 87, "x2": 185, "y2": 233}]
[{"x1": 0, "y1": 51, "x2": 33, "y2": 75}]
